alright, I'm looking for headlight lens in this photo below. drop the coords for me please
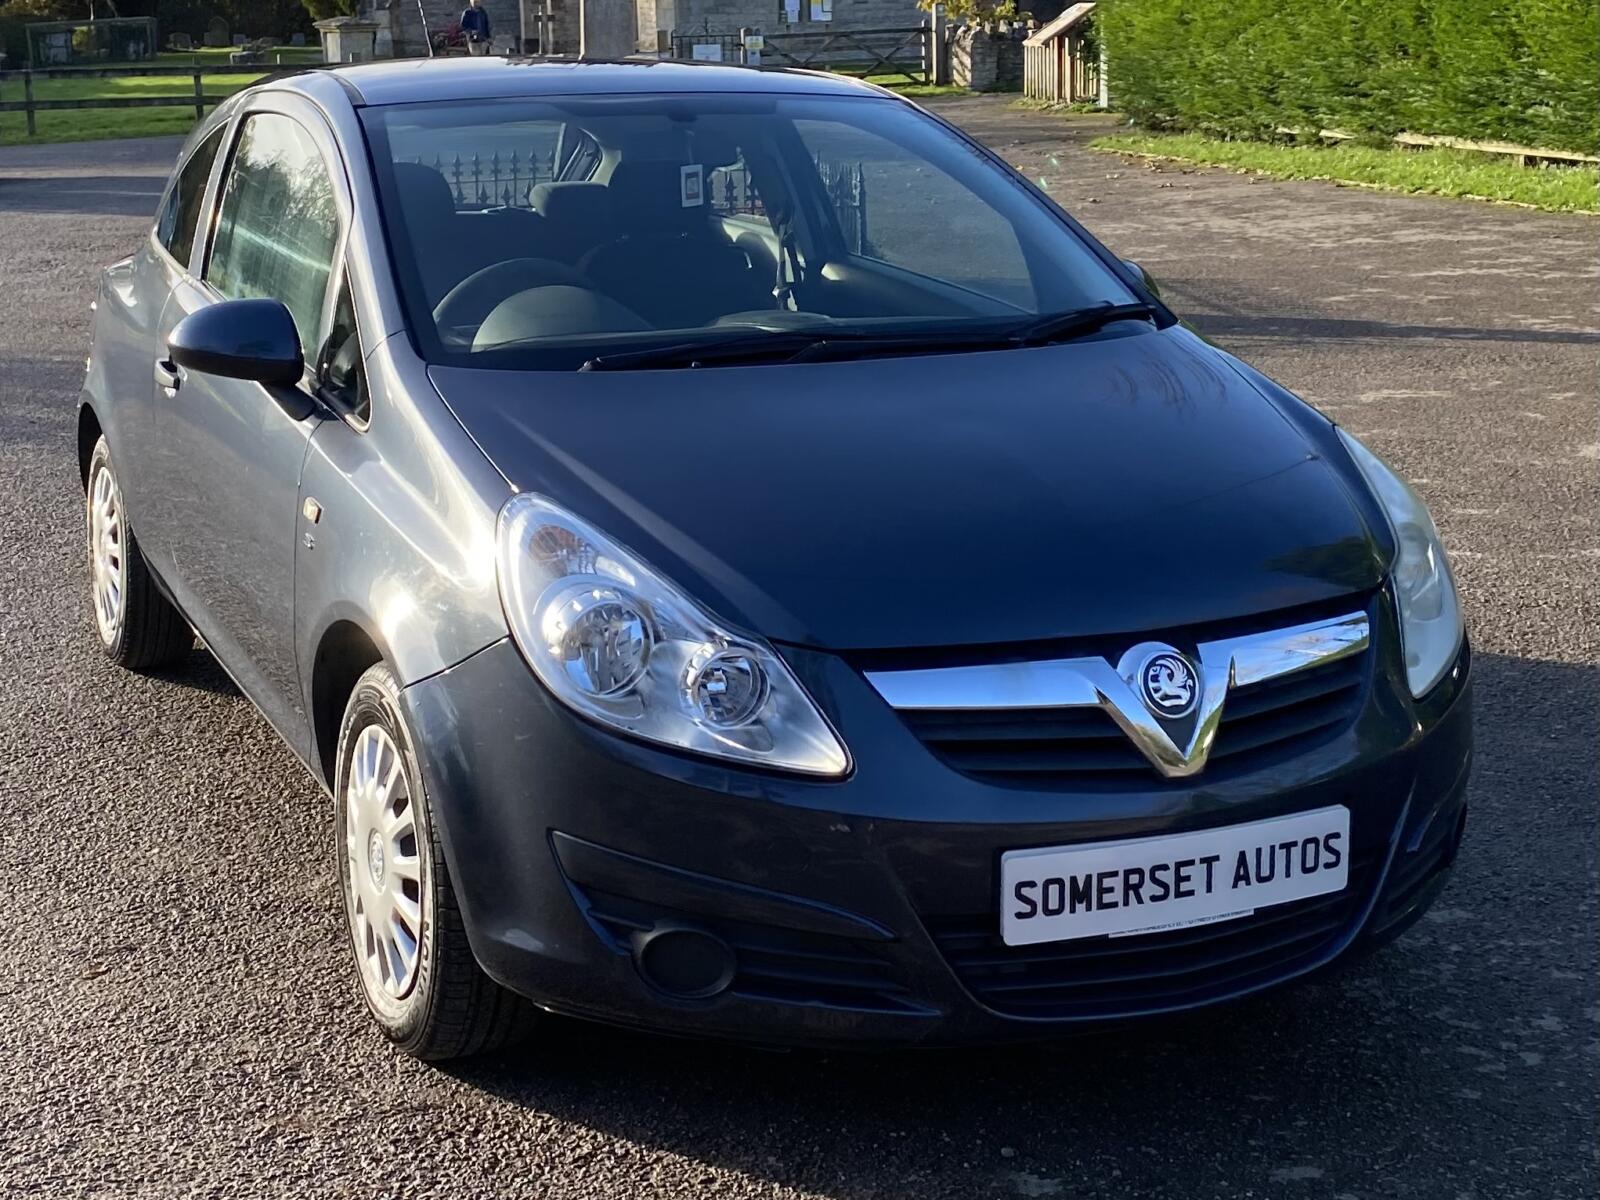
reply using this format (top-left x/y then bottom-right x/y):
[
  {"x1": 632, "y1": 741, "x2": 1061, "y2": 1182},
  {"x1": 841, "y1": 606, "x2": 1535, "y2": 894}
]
[
  {"x1": 496, "y1": 494, "x2": 849, "y2": 776},
  {"x1": 1337, "y1": 429, "x2": 1464, "y2": 697}
]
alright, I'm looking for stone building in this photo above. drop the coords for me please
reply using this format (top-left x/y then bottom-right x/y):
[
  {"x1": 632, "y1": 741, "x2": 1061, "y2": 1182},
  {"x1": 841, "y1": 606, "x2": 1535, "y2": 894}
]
[
  {"x1": 639, "y1": 0, "x2": 925, "y2": 49},
  {"x1": 366, "y1": 0, "x2": 560, "y2": 56},
  {"x1": 363, "y1": 0, "x2": 927, "y2": 58}
]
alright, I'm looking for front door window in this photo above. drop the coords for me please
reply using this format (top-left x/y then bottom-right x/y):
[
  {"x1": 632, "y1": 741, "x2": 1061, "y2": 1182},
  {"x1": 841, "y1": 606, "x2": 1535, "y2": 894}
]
[{"x1": 207, "y1": 112, "x2": 340, "y2": 354}]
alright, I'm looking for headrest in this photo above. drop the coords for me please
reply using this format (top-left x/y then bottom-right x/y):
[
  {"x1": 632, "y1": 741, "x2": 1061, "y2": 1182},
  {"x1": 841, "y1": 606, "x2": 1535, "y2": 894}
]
[
  {"x1": 529, "y1": 181, "x2": 614, "y2": 228},
  {"x1": 391, "y1": 161, "x2": 457, "y2": 228},
  {"x1": 604, "y1": 160, "x2": 692, "y2": 214}
]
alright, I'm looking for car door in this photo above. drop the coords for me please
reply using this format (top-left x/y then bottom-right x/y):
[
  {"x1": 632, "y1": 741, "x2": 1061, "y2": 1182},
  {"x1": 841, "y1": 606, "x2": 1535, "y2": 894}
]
[{"x1": 148, "y1": 100, "x2": 346, "y2": 754}]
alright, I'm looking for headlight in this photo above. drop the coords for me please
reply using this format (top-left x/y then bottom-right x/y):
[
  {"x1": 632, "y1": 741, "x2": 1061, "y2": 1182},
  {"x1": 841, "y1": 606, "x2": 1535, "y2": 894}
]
[
  {"x1": 1337, "y1": 429, "x2": 1464, "y2": 697},
  {"x1": 496, "y1": 494, "x2": 850, "y2": 776}
]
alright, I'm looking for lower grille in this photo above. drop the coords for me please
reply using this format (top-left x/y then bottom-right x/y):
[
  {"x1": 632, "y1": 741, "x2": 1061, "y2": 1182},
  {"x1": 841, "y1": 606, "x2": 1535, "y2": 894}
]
[
  {"x1": 578, "y1": 886, "x2": 929, "y2": 1015},
  {"x1": 904, "y1": 651, "x2": 1369, "y2": 786},
  {"x1": 924, "y1": 850, "x2": 1381, "y2": 1019},
  {"x1": 1373, "y1": 806, "x2": 1464, "y2": 932}
]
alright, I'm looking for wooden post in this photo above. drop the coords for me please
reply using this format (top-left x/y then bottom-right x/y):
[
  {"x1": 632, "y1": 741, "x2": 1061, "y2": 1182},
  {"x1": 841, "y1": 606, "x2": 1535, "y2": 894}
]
[
  {"x1": 24, "y1": 70, "x2": 36, "y2": 137},
  {"x1": 193, "y1": 69, "x2": 204, "y2": 120},
  {"x1": 1097, "y1": 35, "x2": 1108, "y2": 109},
  {"x1": 932, "y1": 6, "x2": 949, "y2": 85}
]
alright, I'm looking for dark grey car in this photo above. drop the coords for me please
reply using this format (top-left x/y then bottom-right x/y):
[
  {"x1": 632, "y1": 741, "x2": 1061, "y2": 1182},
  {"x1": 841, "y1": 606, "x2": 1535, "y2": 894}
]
[{"x1": 80, "y1": 59, "x2": 1470, "y2": 1059}]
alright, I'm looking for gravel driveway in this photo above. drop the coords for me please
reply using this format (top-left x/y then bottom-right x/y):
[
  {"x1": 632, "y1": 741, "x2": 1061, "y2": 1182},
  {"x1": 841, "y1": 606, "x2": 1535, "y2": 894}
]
[{"x1": 1, "y1": 98, "x2": 1595, "y2": 1199}]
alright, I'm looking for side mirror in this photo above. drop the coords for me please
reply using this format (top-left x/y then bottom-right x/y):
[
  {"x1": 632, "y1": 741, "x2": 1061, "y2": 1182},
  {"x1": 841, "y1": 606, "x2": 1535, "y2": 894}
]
[
  {"x1": 168, "y1": 298, "x2": 304, "y2": 386},
  {"x1": 1122, "y1": 258, "x2": 1163, "y2": 301}
]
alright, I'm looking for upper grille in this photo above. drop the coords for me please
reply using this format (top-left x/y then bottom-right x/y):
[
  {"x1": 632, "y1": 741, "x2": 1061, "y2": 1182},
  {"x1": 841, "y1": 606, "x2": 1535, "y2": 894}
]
[
  {"x1": 902, "y1": 650, "x2": 1369, "y2": 786},
  {"x1": 925, "y1": 847, "x2": 1382, "y2": 1019}
]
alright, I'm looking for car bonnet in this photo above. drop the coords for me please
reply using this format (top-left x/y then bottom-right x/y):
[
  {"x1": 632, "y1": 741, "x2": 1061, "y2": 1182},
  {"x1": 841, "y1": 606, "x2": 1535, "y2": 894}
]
[{"x1": 427, "y1": 325, "x2": 1384, "y2": 651}]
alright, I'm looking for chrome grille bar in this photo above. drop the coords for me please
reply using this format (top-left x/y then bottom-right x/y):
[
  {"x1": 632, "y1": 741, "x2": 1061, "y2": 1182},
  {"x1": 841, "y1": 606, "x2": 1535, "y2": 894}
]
[{"x1": 865, "y1": 612, "x2": 1370, "y2": 778}]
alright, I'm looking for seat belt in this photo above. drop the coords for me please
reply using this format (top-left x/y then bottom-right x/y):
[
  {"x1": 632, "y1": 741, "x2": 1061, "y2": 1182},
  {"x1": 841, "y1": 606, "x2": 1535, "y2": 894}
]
[{"x1": 773, "y1": 211, "x2": 803, "y2": 312}]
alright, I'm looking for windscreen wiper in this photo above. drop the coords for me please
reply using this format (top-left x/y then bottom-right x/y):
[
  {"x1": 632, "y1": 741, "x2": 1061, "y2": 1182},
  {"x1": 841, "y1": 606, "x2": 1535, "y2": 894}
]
[
  {"x1": 580, "y1": 330, "x2": 831, "y2": 372},
  {"x1": 1005, "y1": 301, "x2": 1158, "y2": 347},
  {"x1": 579, "y1": 326, "x2": 1018, "y2": 371},
  {"x1": 578, "y1": 302, "x2": 1159, "y2": 372},
  {"x1": 784, "y1": 303, "x2": 1159, "y2": 363}
]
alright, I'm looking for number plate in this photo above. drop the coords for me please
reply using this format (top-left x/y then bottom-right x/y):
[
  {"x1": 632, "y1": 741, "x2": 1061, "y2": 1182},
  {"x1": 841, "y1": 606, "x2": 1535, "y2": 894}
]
[{"x1": 1000, "y1": 806, "x2": 1351, "y2": 946}]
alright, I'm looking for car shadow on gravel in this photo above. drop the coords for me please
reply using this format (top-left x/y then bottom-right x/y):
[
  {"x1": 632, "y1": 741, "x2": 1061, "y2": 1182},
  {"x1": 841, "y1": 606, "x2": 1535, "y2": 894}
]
[
  {"x1": 439, "y1": 650, "x2": 1596, "y2": 1198},
  {"x1": 150, "y1": 647, "x2": 239, "y2": 697}
]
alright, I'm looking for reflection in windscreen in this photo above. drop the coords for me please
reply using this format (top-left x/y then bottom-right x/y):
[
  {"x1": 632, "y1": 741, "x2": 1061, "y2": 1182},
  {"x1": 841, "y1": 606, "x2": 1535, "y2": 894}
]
[{"x1": 360, "y1": 94, "x2": 1132, "y2": 369}]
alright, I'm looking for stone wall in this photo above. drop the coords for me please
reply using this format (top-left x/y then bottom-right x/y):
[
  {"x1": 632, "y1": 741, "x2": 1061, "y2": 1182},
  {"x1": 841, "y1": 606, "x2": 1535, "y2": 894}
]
[
  {"x1": 949, "y1": 22, "x2": 1027, "y2": 92},
  {"x1": 537, "y1": 0, "x2": 583, "y2": 53}
]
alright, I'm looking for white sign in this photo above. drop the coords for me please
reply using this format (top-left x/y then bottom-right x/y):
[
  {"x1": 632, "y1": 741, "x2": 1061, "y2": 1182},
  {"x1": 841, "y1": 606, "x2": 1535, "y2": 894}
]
[
  {"x1": 1000, "y1": 806, "x2": 1351, "y2": 946},
  {"x1": 746, "y1": 50, "x2": 761, "y2": 66},
  {"x1": 810, "y1": 0, "x2": 833, "y2": 19},
  {"x1": 784, "y1": 0, "x2": 801, "y2": 23},
  {"x1": 679, "y1": 164, "x2": 704, "y2": 207},
  {"x1": 743, "y1": 32, "x2": 764, "y2": 49},
  {"x1": 690, "y1": 42, "x2": 723, "y2": 61}
]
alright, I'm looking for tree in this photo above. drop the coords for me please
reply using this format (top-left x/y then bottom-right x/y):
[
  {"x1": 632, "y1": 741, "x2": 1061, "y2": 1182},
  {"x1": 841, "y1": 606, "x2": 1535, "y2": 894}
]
[
  {"x1": 300, "y1": 0, "x2": 355, "y2": 20},
  {"x1": 917, "y1": 0, "x2": 1018, "y2": 22},
  {"x1": 0, "y1": 0, "x2": 76, "y2": 18}
]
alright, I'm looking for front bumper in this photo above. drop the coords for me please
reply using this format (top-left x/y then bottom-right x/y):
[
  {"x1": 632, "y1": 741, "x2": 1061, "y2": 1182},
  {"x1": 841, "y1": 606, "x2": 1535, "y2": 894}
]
[{"x1": 404, "y1": 616, "x2": 1472, "y2": 1048}]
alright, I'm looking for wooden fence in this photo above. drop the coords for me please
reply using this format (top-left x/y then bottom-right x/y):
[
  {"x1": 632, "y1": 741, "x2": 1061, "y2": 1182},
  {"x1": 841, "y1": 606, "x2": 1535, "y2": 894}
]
[
  {"x1": 1022, "y1": 39, "x2": 1099, "y2": 105},
  {"x1": 0, "y1": 62, "x2": 327, "y2": 138},
  {"x1": 1022, "y1": 1, "x2": 1099, "y2": 105}
]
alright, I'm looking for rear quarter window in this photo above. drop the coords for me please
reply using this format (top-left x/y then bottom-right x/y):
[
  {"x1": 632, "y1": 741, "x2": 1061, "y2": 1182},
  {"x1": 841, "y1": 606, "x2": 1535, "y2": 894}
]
[{"x1": 155, "y1": 126, "x2": 225, "y2": 270}]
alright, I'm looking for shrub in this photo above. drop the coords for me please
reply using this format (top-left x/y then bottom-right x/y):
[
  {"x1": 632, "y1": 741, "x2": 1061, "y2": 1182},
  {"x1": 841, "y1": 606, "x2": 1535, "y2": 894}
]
[{"x1": 1098, "y1": 0, "x2": 1600, "y2": 154}]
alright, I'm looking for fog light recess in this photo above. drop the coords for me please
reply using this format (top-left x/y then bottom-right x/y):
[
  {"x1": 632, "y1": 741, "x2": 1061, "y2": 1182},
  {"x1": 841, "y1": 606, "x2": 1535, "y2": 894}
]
[{"x1": 630, "y1": 923, "x2": 737, "y2": 999}]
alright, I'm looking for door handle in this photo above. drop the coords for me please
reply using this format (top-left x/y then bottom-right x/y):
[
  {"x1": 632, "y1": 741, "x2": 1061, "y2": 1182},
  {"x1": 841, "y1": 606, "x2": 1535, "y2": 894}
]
[{"x1": 154, "y1": 358, "x2": 183, "y2": 394}]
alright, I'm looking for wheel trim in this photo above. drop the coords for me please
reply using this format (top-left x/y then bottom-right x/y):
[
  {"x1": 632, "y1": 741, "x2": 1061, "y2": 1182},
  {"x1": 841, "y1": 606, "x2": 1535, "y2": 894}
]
[
  {"x1": 345, "y1": 724, "x2": 425, "y2": 1002},
  {"x1": 88, "y1": 464, "x2": 124, "y2": 643}
]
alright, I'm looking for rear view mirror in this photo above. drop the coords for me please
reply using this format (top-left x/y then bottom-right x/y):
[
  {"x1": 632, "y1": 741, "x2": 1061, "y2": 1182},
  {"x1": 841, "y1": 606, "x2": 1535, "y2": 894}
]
[{"x1": 168, "y1": 298, "x2": 304, "y2": 386}]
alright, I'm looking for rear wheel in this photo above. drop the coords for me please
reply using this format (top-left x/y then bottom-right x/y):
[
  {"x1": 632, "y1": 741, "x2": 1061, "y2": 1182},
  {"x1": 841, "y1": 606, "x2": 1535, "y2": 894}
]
[
  {"x1": 334, "y1": 662, "x2": 537, "y2": 1059},
  {"x1": 84, "y1": 436, "x2": 193, "y2": 670}
]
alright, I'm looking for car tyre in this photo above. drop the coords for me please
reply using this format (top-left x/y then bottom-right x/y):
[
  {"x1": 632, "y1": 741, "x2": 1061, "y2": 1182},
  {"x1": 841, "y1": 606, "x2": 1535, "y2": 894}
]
[
  {"x1": 85, "y1": 435, "x2": 193, "y2": 670},
  {"x1": 335, "y1": 662, "x2": 537, "y2": 1060}
]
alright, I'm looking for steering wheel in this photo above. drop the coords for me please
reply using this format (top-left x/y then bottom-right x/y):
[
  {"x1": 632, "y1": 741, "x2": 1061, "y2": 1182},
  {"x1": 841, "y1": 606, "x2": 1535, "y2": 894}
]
[{"x1": 432, "y1": 258, "x2": 585, "y2": 334}]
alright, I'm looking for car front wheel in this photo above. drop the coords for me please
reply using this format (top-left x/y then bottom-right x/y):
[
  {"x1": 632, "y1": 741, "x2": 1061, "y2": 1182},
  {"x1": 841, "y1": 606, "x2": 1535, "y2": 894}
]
[
  {"x1": 85, "y1": 435, "x2": 193, "y2": 670},
  {"x1": 335, "y1": 662, "x2": 537, "y2": 1059}
]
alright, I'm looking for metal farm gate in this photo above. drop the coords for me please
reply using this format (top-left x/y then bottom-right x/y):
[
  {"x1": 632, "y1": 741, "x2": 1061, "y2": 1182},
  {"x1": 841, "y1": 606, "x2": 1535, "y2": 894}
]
[
  {"x1": 669, "y1": 26, "x2": 753, "y2": 64},
  {"x1": 669, "y1": 23, "x2": 931, "y2": 85}
]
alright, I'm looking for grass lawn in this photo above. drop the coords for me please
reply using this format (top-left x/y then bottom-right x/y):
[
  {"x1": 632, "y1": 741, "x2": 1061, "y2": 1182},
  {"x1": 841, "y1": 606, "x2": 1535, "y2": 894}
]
[
  {"x1": 1091, "y1": 132, "x2": 1599, "y2": 215},
  {"x1": 0, "y1": 53, "x2": 967, "y2": 144},
  {"x1": 1010, "y1": 97, "x2": 1111, "y2": 114},
  {"x1": 828, "y1": 68, "x2": 970, "y2": 99},
  {"x1": 0, "y1": 50, "x2": 319, "y2": 147},
  {"x1": 863, "y1": 76, "x2": 971, "y2": 99}
]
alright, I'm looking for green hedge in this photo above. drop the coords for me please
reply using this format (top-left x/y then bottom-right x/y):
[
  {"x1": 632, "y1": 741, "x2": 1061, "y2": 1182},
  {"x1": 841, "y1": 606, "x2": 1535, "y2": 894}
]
[{"x1": 1098, "y1": 0, "x2": 1600, "y2": 155}]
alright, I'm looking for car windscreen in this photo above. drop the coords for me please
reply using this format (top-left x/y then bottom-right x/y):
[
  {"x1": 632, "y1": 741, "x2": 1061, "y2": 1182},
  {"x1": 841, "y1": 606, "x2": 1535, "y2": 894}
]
[{"x1": 359, "y1": 92, "x2": 1138, "y2": 371}]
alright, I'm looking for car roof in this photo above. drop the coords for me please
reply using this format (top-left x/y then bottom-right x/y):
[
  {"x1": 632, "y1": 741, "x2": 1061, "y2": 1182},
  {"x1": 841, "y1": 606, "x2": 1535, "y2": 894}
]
[{"x1": 304, "y1": 57, "x2": 894, "y2": 107}]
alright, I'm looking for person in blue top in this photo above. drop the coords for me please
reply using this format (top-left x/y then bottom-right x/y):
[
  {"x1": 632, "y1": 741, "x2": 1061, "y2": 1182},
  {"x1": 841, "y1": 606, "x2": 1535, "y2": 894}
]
[{"x1": 460, "y1": 0, "x2": 491, "y2": 55}]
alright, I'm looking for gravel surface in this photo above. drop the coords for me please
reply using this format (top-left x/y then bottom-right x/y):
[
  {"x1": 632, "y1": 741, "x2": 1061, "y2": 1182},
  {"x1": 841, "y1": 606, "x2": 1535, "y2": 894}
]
[{"x1": 1, "y1": 100, "x2": 1596, "y2": 1199}]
